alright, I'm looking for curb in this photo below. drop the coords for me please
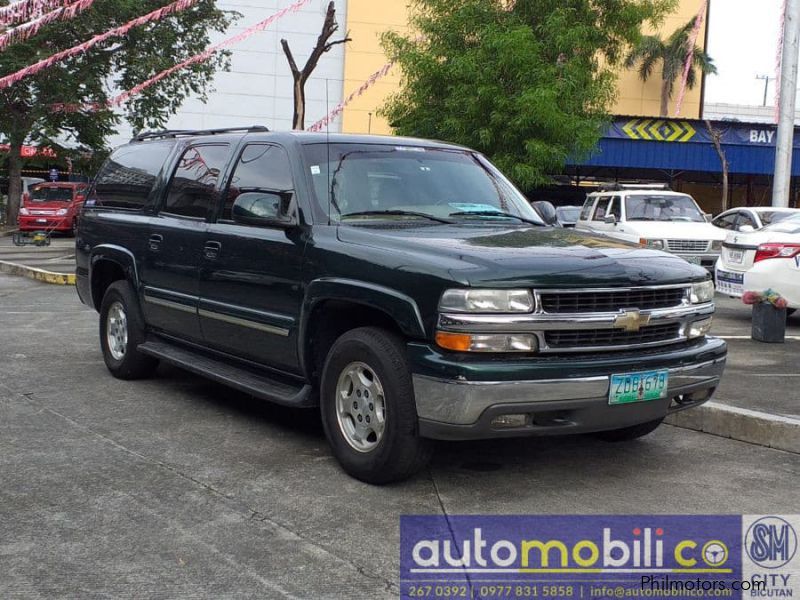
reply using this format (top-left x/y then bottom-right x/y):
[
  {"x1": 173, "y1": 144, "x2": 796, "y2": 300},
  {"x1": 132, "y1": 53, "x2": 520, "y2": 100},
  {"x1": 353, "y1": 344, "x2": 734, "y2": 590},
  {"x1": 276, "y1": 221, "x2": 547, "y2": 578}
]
[
  {"x1": 666, "y1": 401, "x2": 800, "y2": 454},
  {"x1": 1, "y1": 229, "x2": 18, "y2": 237},
  {"x1": 0, "y1": 259, "x2": 75, "y2": 285}
]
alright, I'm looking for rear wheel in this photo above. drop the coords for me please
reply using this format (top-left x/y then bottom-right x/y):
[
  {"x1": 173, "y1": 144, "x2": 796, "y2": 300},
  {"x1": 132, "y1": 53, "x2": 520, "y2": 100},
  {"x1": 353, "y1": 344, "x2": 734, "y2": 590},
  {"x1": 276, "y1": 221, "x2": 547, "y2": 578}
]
[
  {"x1": 594, "y1": 418, "x2": 664, "y2": 442},
  {"x1": 99, "y1": 280, "x2": 158, "y2": 380},
  {"x1": 320, "y1": 327, "x2": 433, "y2": 484}
]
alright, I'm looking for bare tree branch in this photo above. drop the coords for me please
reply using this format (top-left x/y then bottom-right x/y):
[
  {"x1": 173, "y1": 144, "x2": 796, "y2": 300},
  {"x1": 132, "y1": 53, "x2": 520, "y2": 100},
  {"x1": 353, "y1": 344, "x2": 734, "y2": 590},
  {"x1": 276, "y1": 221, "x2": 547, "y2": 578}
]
[{"x1": 280, "y1": 1, "x2": 351, "y2": 129}]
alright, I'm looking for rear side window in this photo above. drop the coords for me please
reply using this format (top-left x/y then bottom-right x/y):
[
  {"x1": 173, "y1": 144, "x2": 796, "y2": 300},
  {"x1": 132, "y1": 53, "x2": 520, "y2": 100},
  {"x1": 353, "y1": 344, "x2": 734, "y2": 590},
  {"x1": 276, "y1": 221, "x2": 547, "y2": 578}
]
[
  {"x1": 713, "y1": 212, "x2": 738, "y2": 230},
  {"x1": 92, "y1": 141, "x2": 175, "y2": 209},
  {"x1": 162, "y1": 144, "x2": 230, "y2": 219}
]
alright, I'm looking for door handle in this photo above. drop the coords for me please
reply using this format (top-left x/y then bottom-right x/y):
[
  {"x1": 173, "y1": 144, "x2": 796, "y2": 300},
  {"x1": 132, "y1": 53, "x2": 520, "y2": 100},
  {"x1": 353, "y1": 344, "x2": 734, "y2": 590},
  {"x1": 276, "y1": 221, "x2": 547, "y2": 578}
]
[
  {"x1": 148, "y1": 234, "x2": 163, "y2": 252},
  {"x1": 203, "y1": 240, "x2": 222, "y2": 260}
]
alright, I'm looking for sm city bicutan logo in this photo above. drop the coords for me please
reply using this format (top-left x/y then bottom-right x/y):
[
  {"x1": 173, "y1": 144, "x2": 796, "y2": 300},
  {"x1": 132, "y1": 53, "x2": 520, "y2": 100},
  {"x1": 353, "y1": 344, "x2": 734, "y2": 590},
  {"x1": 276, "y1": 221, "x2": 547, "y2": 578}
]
[
  {"x1": 410, "y1": 527, "x2": 732, "y2": 574},
  {"x1": 745, "y1": 517, "x2": 798, "y2": 570}
]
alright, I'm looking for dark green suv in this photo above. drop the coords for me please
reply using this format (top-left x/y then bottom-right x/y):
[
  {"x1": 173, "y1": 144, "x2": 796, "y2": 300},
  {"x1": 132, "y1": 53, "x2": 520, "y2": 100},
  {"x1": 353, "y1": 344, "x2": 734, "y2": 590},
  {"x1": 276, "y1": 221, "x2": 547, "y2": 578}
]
[{"x1": 76, "y1": 127, "x2": 726, "y2": 484}]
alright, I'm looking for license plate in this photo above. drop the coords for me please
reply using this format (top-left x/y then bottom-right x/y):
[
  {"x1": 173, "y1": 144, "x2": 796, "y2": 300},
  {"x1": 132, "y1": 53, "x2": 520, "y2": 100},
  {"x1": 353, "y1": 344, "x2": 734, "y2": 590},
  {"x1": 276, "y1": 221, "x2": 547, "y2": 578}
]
[
  {"x1": 727, "y1": 249, "x2": 744, "y2": 264},
  {"x1": 36, "y1": 218, "x2": 47, "y2": 223},
  {"x1": 609, "y1": 370, "x2": 669, "y2": 405},
  {"x1": 685, "y1": 256, "x2": 702, "y2": 265}
]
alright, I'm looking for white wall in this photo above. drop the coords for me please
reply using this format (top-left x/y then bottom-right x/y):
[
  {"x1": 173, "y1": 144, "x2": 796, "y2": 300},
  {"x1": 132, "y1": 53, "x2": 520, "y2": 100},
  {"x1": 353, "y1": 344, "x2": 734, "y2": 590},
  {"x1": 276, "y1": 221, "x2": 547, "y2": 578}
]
[{"x1": 109, "y1": 0, "x2": 347, "y2": 147}]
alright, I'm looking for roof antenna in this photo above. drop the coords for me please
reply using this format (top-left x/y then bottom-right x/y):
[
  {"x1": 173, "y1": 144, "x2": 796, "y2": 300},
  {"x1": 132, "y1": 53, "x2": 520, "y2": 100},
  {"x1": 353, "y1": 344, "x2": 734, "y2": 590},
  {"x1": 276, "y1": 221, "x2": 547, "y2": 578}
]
[{"x1": 326, "y1": 78, "x2": 332, "y2": 226}]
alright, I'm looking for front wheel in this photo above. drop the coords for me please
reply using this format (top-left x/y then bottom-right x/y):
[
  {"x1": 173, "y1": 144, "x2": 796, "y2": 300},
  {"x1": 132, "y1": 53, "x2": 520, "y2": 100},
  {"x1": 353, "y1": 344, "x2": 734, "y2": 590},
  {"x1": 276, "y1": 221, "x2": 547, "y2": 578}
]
[
  {"x1": 594, "y1": 418, "x2": 664, "y2": 442},
  {"x1": 320, "y1": 327, "x2": 433, "y2": 484},
  {"x1": 99, "y1": 281, "x2": 158, "y2": 380}
]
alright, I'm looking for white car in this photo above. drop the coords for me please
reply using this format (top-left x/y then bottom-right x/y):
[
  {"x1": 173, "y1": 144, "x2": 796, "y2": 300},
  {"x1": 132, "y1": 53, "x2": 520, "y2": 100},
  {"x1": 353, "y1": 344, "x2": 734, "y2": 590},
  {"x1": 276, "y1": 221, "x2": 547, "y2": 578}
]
[
  {"x1": 712, "y1": 207, "x2": 800, "y2": 233},
  {"x1": 715, "y1": 213, "x2": 800, "y2": 310},
  {"x1": 576, "y1": 185, "x2": 726, "y2": 272}
]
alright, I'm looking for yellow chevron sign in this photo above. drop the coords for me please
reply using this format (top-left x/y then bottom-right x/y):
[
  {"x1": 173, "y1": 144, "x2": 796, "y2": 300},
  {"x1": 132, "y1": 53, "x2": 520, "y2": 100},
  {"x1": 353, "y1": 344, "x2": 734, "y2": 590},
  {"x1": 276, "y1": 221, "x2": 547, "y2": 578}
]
[{"x1": 622, "y1": 119, "x2": 696, "y2": 143}]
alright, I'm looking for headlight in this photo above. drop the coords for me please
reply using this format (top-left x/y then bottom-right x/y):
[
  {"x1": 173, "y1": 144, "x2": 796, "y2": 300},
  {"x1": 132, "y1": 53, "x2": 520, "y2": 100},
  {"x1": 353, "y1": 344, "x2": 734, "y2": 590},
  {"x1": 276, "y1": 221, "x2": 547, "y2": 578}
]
[
  {"x1": 711, "y1": 240, "x2": 723, "y2": 252},
  {"x1": 439, "y1": 289, "x2": 534, "y2": 313},
  {"x1": 690, "y1": 280, "x2": 715, "y2": 304},
  {"x1": 435, "y1": 331, "x2": 538, "y2": 353},
  {"x1": 19, "y1": 207, "x2": 29, "y2": 215},
  {"x1": 640, "y1": 238, "x2": 665, "y2": 250},
  {"x1": 56, "y1": 208, "x2": 69, "y2": 216},
  {"x1": 687, "y1": 317, "x2": 713, "y2": 339}
]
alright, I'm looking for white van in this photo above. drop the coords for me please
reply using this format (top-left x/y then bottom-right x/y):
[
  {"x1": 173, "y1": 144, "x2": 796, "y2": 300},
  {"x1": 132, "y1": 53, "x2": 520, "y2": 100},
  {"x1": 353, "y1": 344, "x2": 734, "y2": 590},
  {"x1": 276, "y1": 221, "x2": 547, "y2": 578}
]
[{"x1": 576, "y1": 184, "x2": 726, "y2": 272}]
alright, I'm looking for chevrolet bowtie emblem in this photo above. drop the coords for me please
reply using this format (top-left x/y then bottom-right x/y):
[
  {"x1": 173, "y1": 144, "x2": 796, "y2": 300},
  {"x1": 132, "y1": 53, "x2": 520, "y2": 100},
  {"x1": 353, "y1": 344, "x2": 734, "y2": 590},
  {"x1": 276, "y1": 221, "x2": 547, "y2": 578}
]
[{"x1": 614, "y1": 310, "x2": 651, "y2": 332}]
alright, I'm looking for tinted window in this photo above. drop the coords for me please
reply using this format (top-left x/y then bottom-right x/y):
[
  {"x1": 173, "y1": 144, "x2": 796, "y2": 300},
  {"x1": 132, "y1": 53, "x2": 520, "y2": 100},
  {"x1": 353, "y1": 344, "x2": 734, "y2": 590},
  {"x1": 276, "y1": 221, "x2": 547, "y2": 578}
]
[
  {"x1": 222, "y1": 144, "x2": 293, "y2": 221},
  {"x1": 579, "y1": 198, "x2": 595, "y2": 220},
  {"x1": 713, "y1": 212, "x2": 738, "y2": 230},
  {"x1": 592, "y1": 196, "x2": 611, "y2": 221},
  {"x1": 30, "y1": 187, "x2": 73, "y2": 202},
  {"x1": 92, "y1": 141, "x2": 174, "y2": 209},
  {"x1": 736, "y1": 212, "x2": 756, "y2": 229},
  {"x1": 163, "y1": 145, "x2": 229, "y2": 219}
]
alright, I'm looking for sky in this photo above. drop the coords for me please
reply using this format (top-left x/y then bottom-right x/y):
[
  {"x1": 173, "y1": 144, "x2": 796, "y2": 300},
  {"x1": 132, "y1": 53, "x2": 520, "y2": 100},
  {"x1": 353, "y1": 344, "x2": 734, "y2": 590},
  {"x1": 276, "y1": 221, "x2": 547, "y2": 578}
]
[{"x1": 704, "y1": 0, "x2": 784, "y2": 106}]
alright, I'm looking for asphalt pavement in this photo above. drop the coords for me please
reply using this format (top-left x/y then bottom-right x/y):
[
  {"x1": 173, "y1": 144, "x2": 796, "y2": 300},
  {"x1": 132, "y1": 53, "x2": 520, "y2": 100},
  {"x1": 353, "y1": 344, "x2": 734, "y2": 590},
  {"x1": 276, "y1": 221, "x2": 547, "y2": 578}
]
[{"x1": 1, "y1": 273, "x2": 799, "y2": 598}]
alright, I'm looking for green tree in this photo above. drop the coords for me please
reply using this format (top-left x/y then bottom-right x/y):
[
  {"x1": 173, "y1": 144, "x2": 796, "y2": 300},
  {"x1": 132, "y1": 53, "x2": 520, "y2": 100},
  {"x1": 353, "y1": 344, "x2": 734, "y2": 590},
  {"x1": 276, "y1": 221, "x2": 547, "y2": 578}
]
[
  {"x1": 625, "y1": 18, "x2": 716, "y2": 118},
  {"x1": 0, "y1": 0, "x2": 236, "y2": 225},
  {"x1": 382, "y1": 0, "x2": 676, "y2": 189}
]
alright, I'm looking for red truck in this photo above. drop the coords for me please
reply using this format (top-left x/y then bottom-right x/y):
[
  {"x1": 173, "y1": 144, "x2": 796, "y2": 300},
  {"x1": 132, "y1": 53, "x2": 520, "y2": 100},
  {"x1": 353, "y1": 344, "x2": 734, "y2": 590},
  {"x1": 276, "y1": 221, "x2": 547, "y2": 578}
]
[{"x1": 18, "y1": 182, "x2": 88, "y2": 235}]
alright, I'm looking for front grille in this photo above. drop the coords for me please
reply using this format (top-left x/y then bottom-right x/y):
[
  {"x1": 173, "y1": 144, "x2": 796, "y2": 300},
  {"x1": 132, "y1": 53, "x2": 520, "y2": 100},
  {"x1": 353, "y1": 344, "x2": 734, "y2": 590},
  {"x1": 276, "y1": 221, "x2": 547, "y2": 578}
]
[
  {"x1": 539, "y1": 288, "x2": 686, "y2": 314},
  {"x1": 666, "y1": 239, "x2": 710, "y2": 253},
  {"x1": 545, "y1": 323, "x2": 681, "y2": 349}
]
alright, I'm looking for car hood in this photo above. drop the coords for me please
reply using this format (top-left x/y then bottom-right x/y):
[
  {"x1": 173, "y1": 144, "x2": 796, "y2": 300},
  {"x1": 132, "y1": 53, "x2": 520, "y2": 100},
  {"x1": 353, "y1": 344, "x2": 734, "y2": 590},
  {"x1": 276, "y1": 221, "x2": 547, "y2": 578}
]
[
  {"x1": 622, "y1": 221, "x2": 726, "y2": 241},
  {"x1": 337, "y1": 224, "x2": 708, "y2": 287}
]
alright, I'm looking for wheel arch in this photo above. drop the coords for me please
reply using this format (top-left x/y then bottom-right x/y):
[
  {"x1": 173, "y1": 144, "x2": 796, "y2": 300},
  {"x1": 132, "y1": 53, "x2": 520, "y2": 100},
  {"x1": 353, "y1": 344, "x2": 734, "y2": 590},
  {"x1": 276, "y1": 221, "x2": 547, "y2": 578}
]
[
  {"x1": 89, "y1": 245, "x2": 139, "y2": 311},
  {"x1": 299, "y1": 279, "x2": 428, "y2": 382}
]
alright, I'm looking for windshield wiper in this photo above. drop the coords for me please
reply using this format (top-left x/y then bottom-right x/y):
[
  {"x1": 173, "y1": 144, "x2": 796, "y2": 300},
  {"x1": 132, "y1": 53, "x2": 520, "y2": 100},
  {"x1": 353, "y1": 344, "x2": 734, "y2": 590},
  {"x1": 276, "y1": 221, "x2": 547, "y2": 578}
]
[
  {"x1": 448, "y1": 210, "x2": 542, "y2": 225},
  {"x1": 341, "y1": 210, "x2": 455, "y2": 224}
]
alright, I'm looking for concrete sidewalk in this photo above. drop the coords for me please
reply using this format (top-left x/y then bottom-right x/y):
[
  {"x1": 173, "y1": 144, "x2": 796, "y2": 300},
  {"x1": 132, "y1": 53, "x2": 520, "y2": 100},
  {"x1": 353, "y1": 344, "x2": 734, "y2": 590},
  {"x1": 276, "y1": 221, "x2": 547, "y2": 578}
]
[{"x1": 0, "y1": 235, "x2": 76, "y2": 281}]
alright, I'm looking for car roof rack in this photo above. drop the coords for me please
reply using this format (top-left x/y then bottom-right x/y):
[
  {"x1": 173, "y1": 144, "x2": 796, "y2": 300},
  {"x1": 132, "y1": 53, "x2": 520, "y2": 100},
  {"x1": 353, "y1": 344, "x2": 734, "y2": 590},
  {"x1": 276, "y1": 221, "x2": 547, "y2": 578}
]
[
  {"x1": 596, "y1": 182, "x2": 672, "y2": 192},
  {"x1": 131, "y1": 125, "x2": 270, "y2": 142}
]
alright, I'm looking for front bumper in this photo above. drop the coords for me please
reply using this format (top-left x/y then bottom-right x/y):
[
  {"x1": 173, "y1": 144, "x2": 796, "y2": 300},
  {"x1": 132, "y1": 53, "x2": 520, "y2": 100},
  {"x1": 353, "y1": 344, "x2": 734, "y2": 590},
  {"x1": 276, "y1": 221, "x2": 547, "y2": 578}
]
[
  {"x1": 18, "y1": 215, "x2": 71, "y2": 231},
  {"x1": 674, "y1": 253, "x2": 719, "y2": 273},
  {"x1": 410, "y1": 337, "x2": 726, "y2": 440}
]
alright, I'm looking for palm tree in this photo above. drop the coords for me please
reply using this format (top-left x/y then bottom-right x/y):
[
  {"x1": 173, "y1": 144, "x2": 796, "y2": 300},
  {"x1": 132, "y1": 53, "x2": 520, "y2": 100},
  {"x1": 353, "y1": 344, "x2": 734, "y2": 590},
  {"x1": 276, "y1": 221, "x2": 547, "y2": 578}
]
[{"x1": 625, "y1": 19, "x2": 717, "y2": 117}]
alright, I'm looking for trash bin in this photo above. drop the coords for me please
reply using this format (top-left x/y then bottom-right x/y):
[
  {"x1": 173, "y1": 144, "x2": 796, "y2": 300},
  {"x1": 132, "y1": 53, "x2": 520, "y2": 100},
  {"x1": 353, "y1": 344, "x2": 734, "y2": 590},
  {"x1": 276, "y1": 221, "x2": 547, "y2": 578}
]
[{"x1": 752, "y1": 303, "x2": 787, "y2": 343}]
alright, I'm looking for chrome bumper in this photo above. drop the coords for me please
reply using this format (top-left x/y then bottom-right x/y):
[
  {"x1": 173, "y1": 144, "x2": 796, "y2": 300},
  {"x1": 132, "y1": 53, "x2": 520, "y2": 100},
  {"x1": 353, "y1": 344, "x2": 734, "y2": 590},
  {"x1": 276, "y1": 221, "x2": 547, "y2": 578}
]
[{"x1": 413, "y1": 357, "x2": 726, "y2": 427}]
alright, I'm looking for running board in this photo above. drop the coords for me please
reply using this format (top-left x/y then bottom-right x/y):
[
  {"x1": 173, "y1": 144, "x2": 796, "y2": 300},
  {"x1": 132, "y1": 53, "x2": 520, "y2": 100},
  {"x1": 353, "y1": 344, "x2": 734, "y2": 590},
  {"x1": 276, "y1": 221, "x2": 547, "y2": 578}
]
[{"x1": 138, "y1": 339, "x2": 314, "y2": 408}]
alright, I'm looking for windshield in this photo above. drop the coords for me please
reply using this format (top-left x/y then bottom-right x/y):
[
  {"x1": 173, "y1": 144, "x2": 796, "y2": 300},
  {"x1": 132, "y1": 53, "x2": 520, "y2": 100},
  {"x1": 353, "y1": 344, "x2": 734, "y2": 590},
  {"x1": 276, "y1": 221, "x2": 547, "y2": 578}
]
[
  {"x1": 761, "y1": 211, "x2": 798, "y2": 226},
  {"x1": 556, "y1": 207, "x2": 581, "y2": 222},
  {"x1": 762, "y1": 213, "x2": 800, "y2": 234},
  {"x1": 625, "y1": 195, "x2": 705, "y2": 222},
  {"x1": 30, "y1": 187, "x2": 74, "y2": 202},
  {"x1": 301, "y1": 143, "x2": 543, "y2": 225}
]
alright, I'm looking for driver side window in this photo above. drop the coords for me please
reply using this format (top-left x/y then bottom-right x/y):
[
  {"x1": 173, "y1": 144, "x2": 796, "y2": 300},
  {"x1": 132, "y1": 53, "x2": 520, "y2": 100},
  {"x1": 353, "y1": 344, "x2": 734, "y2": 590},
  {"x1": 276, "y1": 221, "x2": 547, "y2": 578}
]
[{"x1": 221, "y1": 144, "x2": 293, "y2": 223}]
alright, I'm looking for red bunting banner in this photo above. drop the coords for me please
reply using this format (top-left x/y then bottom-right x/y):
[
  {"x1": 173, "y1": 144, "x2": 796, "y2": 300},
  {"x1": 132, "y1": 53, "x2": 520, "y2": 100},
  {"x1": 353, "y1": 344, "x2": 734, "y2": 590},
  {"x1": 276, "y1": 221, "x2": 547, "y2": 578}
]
[
  {"x1": 0, "y1": 0, "x2": 72, "y2": 26},
  {"x1": 50, "y1": 0, "x2": 312, "y2": 114},
  {"x1": 0, "y1": 0, "x2": 200, "y2": 91},
  {"x1": 0, "y1": 0, "x2": 99, "y2": 50}
]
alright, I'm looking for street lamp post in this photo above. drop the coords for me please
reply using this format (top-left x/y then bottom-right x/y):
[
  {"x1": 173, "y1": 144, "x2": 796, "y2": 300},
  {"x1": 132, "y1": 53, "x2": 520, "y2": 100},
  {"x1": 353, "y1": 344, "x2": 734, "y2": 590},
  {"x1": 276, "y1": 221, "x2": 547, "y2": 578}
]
[{"x1": 773, "y1": 0, "x2": 800, "y2": 208}]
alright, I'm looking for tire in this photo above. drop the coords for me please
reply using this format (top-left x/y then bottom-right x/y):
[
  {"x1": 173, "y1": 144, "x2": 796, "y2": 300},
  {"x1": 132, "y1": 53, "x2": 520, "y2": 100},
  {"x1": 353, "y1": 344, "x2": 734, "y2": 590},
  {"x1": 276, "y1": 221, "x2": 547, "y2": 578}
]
[
  {"x1": 99, "y1": 280, "x2": 158, "y2": 380},
  {"x1": 320, "y1": 327, "x2": 433, "y2": 484},
  {"x1": 594, "y1": 418, "x2": 664, "y2": 442}
]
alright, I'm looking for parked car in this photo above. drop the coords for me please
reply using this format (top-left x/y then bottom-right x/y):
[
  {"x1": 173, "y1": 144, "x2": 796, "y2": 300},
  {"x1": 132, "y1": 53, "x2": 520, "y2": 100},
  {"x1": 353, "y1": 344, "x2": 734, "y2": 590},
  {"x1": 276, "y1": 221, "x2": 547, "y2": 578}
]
[
  {"x1": 76, "y1": 128, "x2": 726, "y2": 484},
  {"x1": 715, "y1": 213, "x2": 800, "y2": 311},
  {"x1": 18, "y1": 182, "x2": 87, "y2": 235},
  {"x1": 555, "y1": 205, "x2": 582, "y2": 228},
  {"x1": 712, "y1": 207, "x2": 800, "y2": 233},
  {"x1": 576, "y1": 185, "x2": 726, "y2": 273}
]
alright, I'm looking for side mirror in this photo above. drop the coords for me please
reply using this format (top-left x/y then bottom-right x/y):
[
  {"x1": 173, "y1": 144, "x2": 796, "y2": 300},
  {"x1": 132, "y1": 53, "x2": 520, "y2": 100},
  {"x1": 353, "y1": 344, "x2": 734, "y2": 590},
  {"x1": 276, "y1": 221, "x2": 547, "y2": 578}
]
[
  {"x1": 704, "y1": 213, "x2": 713, "y2": 223},
  {"x1": 737, "y1": 224, "x2": 755, "y2": 233},
  {"x1": 604, "y1": 214, "x2": 617, "y2": 225},
  {"x1": 232, "y1": 191, "x2": 296, "y2": 228},
  {"x1": 532, "y1": 201, "x2": 558, "y2": 226}
]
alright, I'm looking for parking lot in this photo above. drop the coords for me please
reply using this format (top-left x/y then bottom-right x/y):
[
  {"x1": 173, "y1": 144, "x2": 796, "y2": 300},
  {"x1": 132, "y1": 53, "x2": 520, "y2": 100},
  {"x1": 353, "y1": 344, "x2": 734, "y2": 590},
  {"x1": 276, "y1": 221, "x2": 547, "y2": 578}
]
[{"x1": 1, "y1": 272, "x2": 798, "y2": 598}]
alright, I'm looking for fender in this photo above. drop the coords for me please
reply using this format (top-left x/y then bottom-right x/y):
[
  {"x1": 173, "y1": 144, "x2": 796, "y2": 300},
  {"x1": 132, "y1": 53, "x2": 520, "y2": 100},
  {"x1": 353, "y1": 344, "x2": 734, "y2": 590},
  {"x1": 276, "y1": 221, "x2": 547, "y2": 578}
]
[
  {"x1": 88, "y1": 244, "x2": 140, "y2": 309},
  {"x1": 298, "y1": 278, "x2": 428, "y2": 376}
]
